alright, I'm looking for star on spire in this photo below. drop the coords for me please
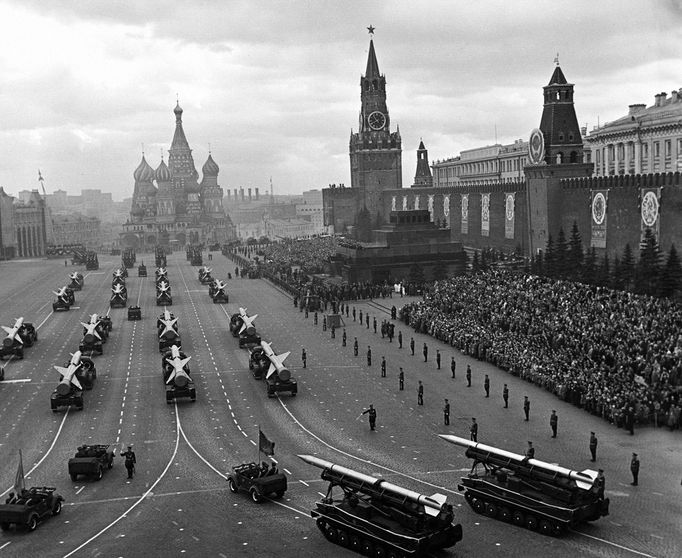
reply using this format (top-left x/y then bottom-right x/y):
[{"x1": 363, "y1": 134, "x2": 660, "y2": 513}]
[{"x1": 367, "y1": 25, "x2": 375, "y2": 35}]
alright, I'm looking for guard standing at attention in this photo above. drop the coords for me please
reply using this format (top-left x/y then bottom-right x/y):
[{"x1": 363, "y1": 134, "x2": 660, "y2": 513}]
[
  {"x1": 410, "y1": 337, "x2": 415, "y2": 356},
  {"x1": 443, "y1": 399, "x2": 450, "y2": 425},
  {"x1": 362, "y1": 404, "x2": 377, "y2": 431},
  {"x1": 630, "y1": 453, "x2": 640, "y2": 486},
  {"x1": 367, "y1": 346, "x2": 372, "y2": 367},
  {"x1": 322, "y1": 315, "x2": 327, "y2": 331},
  {"x1": 399, "y1": 367, "x2": 404, "y2": 390},
  {"x1": 470, "y1": 418, "x2": 478, "y2": 442},
  {"x1": 381, "y1": 356, "x2": 386, "y2": 377},
  {"x1": 314, "y1": 312, "x2": 318, "y2": 325},
  {"x1": 436, "y1": 350, "x2": 441, "y2": 370},
  {"x1": 550, "y1": 410, "x2": 558, "y2": 438},
  {"x1": 121, "y1": 445, "x2": 136, "y2": 479},
  {"x1": 359, "y1": 309, "x2": 363, "y2": 325},
  {"x1": 417, "y1": 381, "x2": 424, "y2": 405},
  {"x1": 466, "y1": 365, "x2": 472, "y2": 387},
  {"x1": 502, "y1": 384, "x2": 509, "y2": 408},
  {"x1": 366, "y1": 314, "x2": 370, "y2": 329},
  {"x1": 523, "y1": 396, "x2": 530, "y2": 421},
  {"x1": 423, "y1": 343, "x2": 428, "y2": 362},
  {"x1": 451, "y1": 357, "x2": 456, "y2": 378},
  {"x1": 331, "y1": 325, "x2": 335, "y2": 339},
  {"x1": 484, "y1": 374, "x2": 490, "y2": 397},
  {"x1": 398, "y1": 330, "x2": 403, "y2": 348},
  {"x1": 342, "y1": 328, "x2": 347, "y2": 347},
  {"x1": 354, "y1": 337, "x2": 359, "y2": 357},
  {"x1": 589, "y1": 432, "x2": 598, "y2": 462},
  {"x1": 373, "y1": 317, "x2": 377, "y2": 334},
  {"x1": 302, "y1": 348, "x2": 307, "y2": 369},
  {"x1": 353, "y1": 307, "x2": 356, "y2": 322}
]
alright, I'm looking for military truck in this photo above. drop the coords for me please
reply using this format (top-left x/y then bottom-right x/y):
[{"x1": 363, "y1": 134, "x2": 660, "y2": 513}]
[
  {"x1": 138, "y1": 263, "x2": 147, "y2": 277},
  {"x1": 227, "y1": 462, "x2": 287, "y2": 503},
  {"x1": 0, "y1": 487, "x2": 64, "y2": 532},
  {"x1": 248, "y1": 346, "x2": 269, "y2": 379},
  {"x1": 265, "y1": 368, "x2": 297, "y2": 397},
  {"x1": 68, "y1": 445, "x2": 114, "y2": 481},
  {"x1": 128, "y1": 306, "x2": 142, "y2": 321},
  {"x1": 161, "y1": 346, "x2": 196, "y2": 402},
  {"x1": 0, "y1": 321, "x2": 37, "y2": 360}
]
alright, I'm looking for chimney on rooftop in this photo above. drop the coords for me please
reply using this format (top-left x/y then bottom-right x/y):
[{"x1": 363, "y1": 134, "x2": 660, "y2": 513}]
[
  {"x1": 255, "y1": 187, "x2": 259, "y2": 200},
  {"x1": 248, "y1": 188, "x2": 252, "y2": 201},
  {"x1": 629, "y1": 104, "x2": 646, "y2": 115},
  {"x1": 672, "y1": 90, "x2": 679, "y2": 103}
]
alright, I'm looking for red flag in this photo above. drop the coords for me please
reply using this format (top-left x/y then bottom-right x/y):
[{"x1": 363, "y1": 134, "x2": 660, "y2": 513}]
[
  {"x1": 258, "y1": 429, "x2": 275, "y2": 456},
  {"x1": 14, "y1": 450, "x2": 25, "y2": 495}
]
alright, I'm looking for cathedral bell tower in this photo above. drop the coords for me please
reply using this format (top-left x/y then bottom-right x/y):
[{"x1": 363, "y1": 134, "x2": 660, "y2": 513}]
[{"x1": 349, "y1": 28, "x2": 402, "y2": 223}]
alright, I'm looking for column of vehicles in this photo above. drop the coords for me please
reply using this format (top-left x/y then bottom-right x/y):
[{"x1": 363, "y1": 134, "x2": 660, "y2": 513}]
[
  {"x1": 156, "y1": 267, "x2": 172, "y2": 306},
  {"x1": 0, "y1": 317, "x2": 38, "y2": 364},
  {"x1": 200, "y1": 266, "x2": 229, "y2": 303},
  {"x1": 110, "y1": 268, "x2": 128, "y2": 308},
  {"x1": 157, "y1": 310, "x2": 196, "y2": 402},
  {"x1": 121, "y1": 247, "x2": 136, "y2": 269}
]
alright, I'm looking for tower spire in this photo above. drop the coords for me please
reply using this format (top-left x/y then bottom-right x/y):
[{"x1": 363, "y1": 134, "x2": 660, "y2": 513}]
[{"x1": 365, "y1": 36, "x2": 380, "y2": 78}]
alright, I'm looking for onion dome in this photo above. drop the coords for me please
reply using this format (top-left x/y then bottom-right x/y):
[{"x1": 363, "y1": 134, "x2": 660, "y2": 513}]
[
  {"x1": 202, "y1": 153, "x2": 219, "y2": 177},
  {"x1": 174, "y1": 101, "x2": 183, "y2": 117},
  {"x1": 133, "y1": 155, "x2": 155, "y2": 182},
  {"x1": 155, "y1": 159, "x2": 171, "y2": 182}
]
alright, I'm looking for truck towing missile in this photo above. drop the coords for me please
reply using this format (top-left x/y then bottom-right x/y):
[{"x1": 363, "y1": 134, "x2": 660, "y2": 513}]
[
  {"x1": 109, "y1": 284, "x2": 127, "y2": 308},
  {"x1": 50, "y1": 351, "x2": 96, "y2": 411},
  {"x1": 158, "y1": 309, "x2": 180, "y2": 352},
  {"x1": 79, "y1": 314, "x2": 104, "y2": 355},
  {"x1": 439, "y1": 435, "x2": 609, "y2": 536},
  {"x1": 1, "y1": 317, "x2": 37, "y2": 360},
  {"x1": 53, "y1": 287, "x2": 73, "y2": 311},
  {"x1": 210, "y1": 279, "x2": 229, "y2": 303},
  {"x1": 156, "y1": 280, "x2": 172, "y2": 306},
  {"x1": 230, "y1": 307, "x2": 260, "y2": 346},
  {"x1": 68, "y1": 271, "x2": 84, "y2": 290},
  {"x1": 161, "y1": 345, "x2": 196, "y2": 402},
  {"x1": 260, "y1": 340, "x2": 297, "y2": 397},
  {"x1": 298, "y1": 454, "x2": 462, "y2": 557}
]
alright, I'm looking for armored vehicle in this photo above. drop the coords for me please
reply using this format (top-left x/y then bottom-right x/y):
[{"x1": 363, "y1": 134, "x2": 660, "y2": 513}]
[
  {"x1": 227, "y1": 462, "x2": 287, "y2": 503},
  {"x1": 122, "y1": 247, "x2": 136, "y2": 268},
  {"x1": 138, "y1": 263, "x2": 147, "y2": 277},
  {"x1": 128, "y1": 306, "x2": 142, "y2": 321},
  {"x1": 68, "y1": 272, "x2": 84, "y2": 291},
  {"x1": 0, "y1": 487, "x2": 64, "y2": 532},
  {"x1": 299, "y1": 454, "x2": 462, "y2": 557},
  {"x1": 85, "y1": 252, "x2": 99, "y2": 270},
  {"x1": 155, "y1": 246, "x2": 167, "y2": 268},
  {"x1": 248, "y1": 346, "x2": 269, "y2": 379},
  {"x1": 68, "y1": 445, "x2": 114, "y2": 481},
  {"x1": 110, "y1": 285, "x2": 127, "y2": 308},
  {"x1": 161, "y1": 345, "x2": 196, "y2": 402},
  {"x1": 440, "y1": 435, "x2": 609, "y2": 536},
  {"x1": 0, "y1": 319, "x2": 37, "y2": 360}
]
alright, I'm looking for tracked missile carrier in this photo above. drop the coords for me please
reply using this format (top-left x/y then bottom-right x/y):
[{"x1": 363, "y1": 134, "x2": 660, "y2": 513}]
[
  {"x1": 0, "y1": 487, "x2": 64, "y2": 532},
  {"x1": 122, "y1": 247, "x2": 136, "y2": 268},
  {"x1": 299, "y1": 455, "x2": 462, "y2": 557},
  {"x1": 68, "y1": 445, "x2": 114, "y2": 481},
  {"x1": 110, "y1": 286, "x2": 127, "y2": 308},
  {"x1": 440, "y1": 435, "x2": 609, "y2": 536}
]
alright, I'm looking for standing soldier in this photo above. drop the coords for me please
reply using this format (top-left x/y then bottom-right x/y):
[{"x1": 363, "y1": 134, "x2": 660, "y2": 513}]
[
  {"x1": 399, "y1": 367, "x2": 404, "y2": 391},
  {"x1": 346, "y1": 305, "x2": 349, "y2": 318},
  {"x1": 361, "y1": 404, "x2": 377, "y2": 431},
  {"x1": 410, "y1": 337, "x2": 415, "y2": 356},
  {"x1": 301, "y1": 348, "x2": 307, "y2": 369},
  {"x1": 550, "y1": 410, "x2": 558, "y2": 438},
  {"x1": 398, "y1": 330, "x2": 403, "y2": 349},
  {"x1": 373, "y1": 317, "x2": 377, "y2": 334},
  {"x1": 366, "y1": 314, "x2": 370, "y2": 329},
  {"x1": 469, "y1": 418, "x2": 478, "y2": 442},
  {"x1": 451, "y1": 357, "x2": 456, "y2": 379},
  {"x1": 381, "y1": 356, "x2": 386, "y2": 378},
  {"x1": 502, "y1": 384, "x2": 509, "y2": 408},
  {"x1": 121, "y1": 445, "x2": 136, "y2": 479},
  {"x1": 423, "y1": 343, "x2": 428, "y2": 362},
  {"x1": 589, "y1": 432, "x2": 598, "y2": 462},
  {"x1": 342, "y1": 328, "x2": 347, "y2": 347},
  {"x1": 443, "y1": 399, "x2": 450, "y2": 425},
  {"x1": 484, "y1": 374, "x2": 490, "y2": 397},
  {"x1": 524, "y1": 441, "x2": 535, "y2": 460},
  {"x1": 391, "y1": 305, "x2": 397, "y2": 320},
  {"x1": 314, "y1": 312, "x2": 318, "y2": 325},
  {"x1": 417, "y1": 381, "x2": 424, "y2": 405},
  {"x1": 331, "y1": 325, "x2": 335, "y2": 339},
  {"x1": 388, "y1": 323, "x2": 395, "y2": 342},
  {"x1": 466, "y1": 365, "x2": 472, "y2": 387},
  {"x1": 354, "y1": 337, "x2": 359, "y2": 357},
  {"x1": 353, "y1": 307, "x2": 356, "y2": 322},
  {"x1": 596, "y1": 469, "x2": 606, "y2": 500},
  {"x1": 322, "y1": 315, "x2": 327, "y2": 331},
  {"x1": 436, "y1": 350, "x2": 441, "y2": 370},
  {"x1": 305, "y1": 307, "x2": 309, "y2": 319},
  {"x1": 359, "y1": 309, "x2": 363, "y2": 325},
  {"x1": 523, "y1": 395, "x2": 530, "y2": 421},
  {"x1": 293, "y1": 295, "x2": 298, "y2": 308},
  {"x1": 630, "y1": 453, "x2": 639, "y2": 486},
  {"x1": 367, "y1": 346, "x2": 372, "y2": 367}
]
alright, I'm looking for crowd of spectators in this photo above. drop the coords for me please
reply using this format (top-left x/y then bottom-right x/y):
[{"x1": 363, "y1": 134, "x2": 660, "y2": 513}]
[{"x1": 401, "y1": 269, "x2": 682, "y2": 431}]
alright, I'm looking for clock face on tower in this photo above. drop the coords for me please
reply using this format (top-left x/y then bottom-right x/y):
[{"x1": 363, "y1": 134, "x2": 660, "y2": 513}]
[{"x1": 368, "y1": 111, "x2": 386, "y2": 130}]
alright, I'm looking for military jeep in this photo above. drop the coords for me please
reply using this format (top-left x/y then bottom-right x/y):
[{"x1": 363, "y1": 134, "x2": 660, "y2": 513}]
[
  {"x1": 68, "y1": 444, "x2": 114, "y2": 481},
  {"x1": 227, "y1": 463, "x2": 287, "y2": 503},
  {"x1": 0, "y1": 487, "x2": 64, "y2": 532}
]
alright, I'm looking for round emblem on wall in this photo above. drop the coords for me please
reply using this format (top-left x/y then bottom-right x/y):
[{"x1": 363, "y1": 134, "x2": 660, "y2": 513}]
[
  {"x1": 528, "y1": 128, "x2": 545, "y2": 165},
  {"x1": 641, "y1": 191, "x2": 659, "y2": 227},
  {"x1": 505, "y1": 194, "x2": 514, "y2": 221},
  {"x1": 592, "y1": 192, "x2": 606, "y2": 225}
]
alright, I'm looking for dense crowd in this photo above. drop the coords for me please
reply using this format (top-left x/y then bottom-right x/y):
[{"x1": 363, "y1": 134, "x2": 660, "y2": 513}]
[{"x1": 401, "y1": 270, "x2": 682, "y2": 430}]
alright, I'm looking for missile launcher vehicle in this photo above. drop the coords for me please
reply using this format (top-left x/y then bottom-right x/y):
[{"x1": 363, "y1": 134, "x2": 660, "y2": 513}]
[
  {"x1": 138, "y1": 263, "x2": 147, "y2": 277},
  {"x1": 158, "y1": 310, "x2": 181, "y2": 352},
  {"x1": 50, "y1": 352, "x2": 96, "y2": 411},
  {"x1": 299, "y1": 454, "x2": 462, "y2": 557},
  {"x1": 122, "y1": 247, "x2": 136, "y2": 268},
  {"x1": 210, "y1": 279, "x2": 229, "y2": 304},
  {"x1": 227, "y1": 462, "x2": 287, "y2": 503},
  {"x1": 230, "y1": 308, "x2": 260, "y2": 347},
  {"x1": 198, "y1": 266, "x2": 213, "y2": 284},
  {"x1": 68, "y1": 272, "x2": 84, "y2": 291},
  {"x1": 0, "y1": 487, "x2": 64, "y2": 532},
  {"x1": 68, "y1": 444, "x2": 114, "y2": 481},
  {"x1": 52, "y1": 286, "x2": 74, "y2": 312},
  {"x1": 110, "y1": 284, "x2": 127, "y2": 308},
  {"x1": 1, "y1": 318, "x2": 37, "y2": 360},
  {"x1": 248, "y1": 346, "x2": 269, "y2": 379},
  {"x1": 161, "y1": 345, "x2": 196, "y2": 402},
  {"x1": 439, "y1": 435, "x2": 609, "y2": 536},
  {"x1": 155, "y1": 246, "x2": 167, "y2": 268},
  {"x1": 156, "y1": 281, "x2": 172, "y2": 306},
  {"x1": 259, "y1": 341, "x2": 297, "y2": 397}
]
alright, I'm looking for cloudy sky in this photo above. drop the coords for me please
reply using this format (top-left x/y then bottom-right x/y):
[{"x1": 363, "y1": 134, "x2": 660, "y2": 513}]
[{"x1": 1, "y1": 0, "x2": 680, "y2": 201}]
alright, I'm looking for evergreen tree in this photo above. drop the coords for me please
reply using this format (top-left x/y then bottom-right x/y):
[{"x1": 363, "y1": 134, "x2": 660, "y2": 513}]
[
  {"x1": 583, "y1": 247, "x2": 597, "y2": 285},
  {"x1": 567, "y1": 221, "x2": 583, "y2": 281},
  {"x1": 621, "y1": 243, "x2": 635, "y2": 291},
  {"x1": 544, "y1": 235, "x2": 556, "y2": 278},
  {"x1": 555, "y1": 228, "x2": 569, "y2": 280},
  {"x1": 636, "y1": 228, "x2": 662, "y2": 295},
  {"x1": 659, "y1": 244, "x2": 682, "y2": 298}
]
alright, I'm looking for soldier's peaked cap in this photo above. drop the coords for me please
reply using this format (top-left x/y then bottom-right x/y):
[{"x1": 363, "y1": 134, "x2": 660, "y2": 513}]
[{"x1": 633, "y1": 453, "x2": 637, "y2": 456}]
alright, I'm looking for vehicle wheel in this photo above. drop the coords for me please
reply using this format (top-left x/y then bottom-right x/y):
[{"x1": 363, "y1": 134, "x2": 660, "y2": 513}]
[
  {"x1": 526, "y1": 515, "x2": 539, "y2": 530},
  {"x1": 551, "y1": 522, "x2": 564, "y2": 537},
  {"x1": 361, "y1": 539, "x2": 373, "y2": 555},
  {"x1": 275, "y1": 490, "x2": 285, "y2": 499},
  {"x1": 0, "y1": 522, "x2": 9, "y2": 531},
  {"x1": 485, "y1": 503, "x2": 498, "y2": 518},
  {"x1": 350, "y1": 535, "x2": 361, "y2": 551},
  {"x1": 539, "y1": 519, "x2": 552, "y2": 536},
  {"x1": 512, "y1": 510, "x2": 525, "y2": 526},
  {"x1": 499, "y1": 506, "x2": 511, "y2": 522},
  {"x1": 374, "y1": 547, "x2": 386, "y2": 558},
  {"x1": 228, "y1": 478, "x2": 238, "y2": 493},
  {"x1": 324, "y1": 525, "x2": 338, "y2": 543},
  {"x1": 52, "y1": 501, "x2": 62, "y2": 515},
  {"x1": 337, "y1": 530, "x2": 349, "y2": 547},
  {"x1": 249, "y1": 487, "x2": 262, "y2": 503},
  {"x1": 27, "y1": 514, "x2": 38, "y2": 531},
  {"x1": 471, "y1": 498, "x2": 485, "y2": 514},
  {"x1": 95, "y1": 466, "x2": 103, "y2": 481},
  {"x1": 70, "y1": 473, "x2": 78, "y2": 482}
]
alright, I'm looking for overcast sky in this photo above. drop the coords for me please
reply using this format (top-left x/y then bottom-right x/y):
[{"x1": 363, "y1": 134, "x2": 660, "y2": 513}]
[{"x1": 1, "y1": 0, "x2": 680, "y2": 201}]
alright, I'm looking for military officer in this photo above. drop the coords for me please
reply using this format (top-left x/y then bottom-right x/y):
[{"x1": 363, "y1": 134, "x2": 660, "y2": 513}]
[
  {"x1": 342, "y1": 328, "x2": 347, "y2": 347},
  {"x1": 423, "y1": 343, "x2": 428, "y2": 362},
  {"x1": 121, "y1": 445, "x2": 136, "y2": 479},
  {"x1": 466, "y1": 365, "x2": 472, "y2": 387},
  {"x1": 398, "y1": 330, "x2": 403, "y2": 349},
  {"x1": 362, "y1": 404, "x2": 377, "y2": 431},
  {"x1": 470, "y1": 418, "x2": 478, "y2": 442},
  {"x1": 484, "y1": 374, "x2": 490, "y2": 397},
  {"x1": 550, "y1": 410, "x2": 558, "y2": 437},
  {"x1": 523, "y1": 396, "x2": 530, "y2": 421},
  {"x1": 366, "y1": 314, "x2": 370, "y2": 329},
  {"x1": 314, "y1": 311, "x2": 318, "y2": 325},
  {"x1": 354, "y1": 337, "x2": 358, "y2": 357},
  {"x1": 589, "y1": 432, "x2": 598, "y2": 462},
  {"x1": 451, "y1": 357, "x2": 456, "y2": 379},
  {"x1": 367, "y1": 346, "x2": 372, "y2": 367},
  {"x1": 399, "y1": 367, "x2": 404, "y2": 391},
  {"x1": 410, "y1": 337, "x2": 415, "y2": 356},
  {"x1": 630, "y1": 453, "x2": 639, "y2": 486},
  {"x1": 436, "y1": 350, "x2": 441, "y2": 370},
  {"x1": 353, "y1": 307, "x2": 356, "y2": 321},
  {"x1": 302, "y1": 348, "x2": 307, "y2": 369},
  {"x1": 381, "y1": 356, "x2": 386, "y2": 377},
  {"x1": 502, "y1": 384, "x2": 509, "y2": 408},
  {"x1": 524, "y1": 441, "x2": 535, "y2": 460},
  {"x1": 359, "y1": 309, "x2": 363, "y2": 325},
  {"x1": 373, "y1": 317, "x2": 377, "y2": 334},
  {"x1": 417, "y1": 381, "x2": 424, "y2": 405},
  {"x1": 443, "y1": 399, "x2": 450, "y2": 425}
]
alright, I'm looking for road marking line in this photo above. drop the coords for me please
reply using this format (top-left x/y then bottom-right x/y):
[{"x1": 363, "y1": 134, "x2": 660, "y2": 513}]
[
  {"x1": 0, "y1": 542, "x2": 11, "y2": 550},
  {"x1": 76, "y1": 486, "x2": 85, "y2": 495},
  {"x1": 0, "y1": 378, "x2": 31, "y2": 384}
]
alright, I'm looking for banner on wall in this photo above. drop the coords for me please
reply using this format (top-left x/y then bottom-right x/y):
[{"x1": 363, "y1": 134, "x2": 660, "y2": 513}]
[
  {"x1": 427, "y1": 194, "x2": 434, "y2": 221},
  {"x1": 391, "y1": 196, "x2": 396, "y2": 212},
  {"x1": 504, "y1": 192, "x2": 515, "y2": 239},
  {"x1": 402, "y1": 195, "x2": 408, "y2": 211},
  {"x1": 414, "y1": 195, "x2": 420, "y2": 210},
  {"x1": 461, "y1": 194, "x2": 469, "y2": 235},
  {"x1": 640, "y1": 187, "x2": 661, "y2": 242},
  {"x1": 590, "y1": 190, "x2": 608, "y2": 248},
  {"x1": 481, "y1": 193, "x2": 490, "y2": 237}
]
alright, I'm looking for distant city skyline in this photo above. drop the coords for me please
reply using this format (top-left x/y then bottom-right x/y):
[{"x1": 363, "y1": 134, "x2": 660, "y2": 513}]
[{"x1": 0, "y1": 0, "x2": 680, "y2": 201}]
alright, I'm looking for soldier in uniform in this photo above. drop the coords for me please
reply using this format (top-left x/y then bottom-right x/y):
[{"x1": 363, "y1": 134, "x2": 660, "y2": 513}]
[
  {"x1": 423, "y1": 343, "x2": 428, "y2": 362},
  {"x1": 398, "y1": 330, "x2": 403, "y2": 349},
  {"x1": 373, "y1": 317, "x2": 377, "y2": 334},
  {"x1": 502, "y1": 384, "x2": 509, "y2": 408},
  {"x1": 354, "y1": 337, "x2": 358, "y2": 357},
  {"x1": 523, "y1": 395, "x2": 530, "y2": 421},
  {"x1": 399, "y1": 367, "x2": 404, "y2": 390},
  {"x1": 352, "y1": 307, "x2": 356, "y2": 321},
  {"x1": 314, "y1": 312, "x2": 318, "y2": 326},
  {"x1": 391, "y1": 305, "x2": 397, "y2": 320},
  {"x1": 366, "y1": 314, "x2": 370, "y2": 329},
  {"x1": 367, "y1": 346, "x2": 372, "y2": 367},
  {"x1": 302, "y1": 348, "x2": 307, "y2": 369},
  {"x1": 589, "y1": 432, "x2": 598, "y2": 462},
  {"x1": 410, "y1": 337, "x2": 415, "y2": 356},
  {"x1": 466, "y1": 365, "x2": 472, "y2": 387},
  {"x1": 305, "y1": 307, "x2": 309, "y2": 319},
  {"x1": 470, "y1": 418, "x2": 478, "y2": 442},
  {"x1": 121, "y1": 445, "x2": 136, "y2": 479},
  {"x1": 346, "y1": 305, "x2": 349, "y2": 318},
  {"x1": 388, "y1": 323, "x2": 394, "y2": 342},
  {"x1": 550, "y1": 410, "x2": 558, "y2": 438},
  {"x1": 417, "y1": 381, "x2": 424, "y2": 405},
  {"x1": 443, "y1": 399, "x2": 450, "y2": 425},
  {"x1": 381, "y1": 356, "x2": 386, "y2": 378},
  {"x1": 331, "y1": 325, "x2": 335, "y2": 339},
  {"x1": 596, "y1": 469, "x2": 606, "y2": 500},
  {"x1": 342, "y1": 328, "x2": 347, "y2": 347},
  {"x1": 630, "y1": 453, "x2": 639, "y2": 486},
  {"x1": 451, "y1": 357, "x2": 456, "y2": 378},
  {"x1": 484, "y1": 374, "x2": 490, "y2": 397},
  {"x1": 362, "y1": 404, "x2": 377, "y2": 431},
  {"x1": 436, "y1": 350, "x2": 441, "y2": 370},
  {"x1": 359, "y1": 309, "x2": 363, "y2": 325},
  {"x1": 524, "y1": 441, "x2": 535, "y2": 460},
  {"x1": 322, "y1": 315, "x2": 327, "y2": 331}
]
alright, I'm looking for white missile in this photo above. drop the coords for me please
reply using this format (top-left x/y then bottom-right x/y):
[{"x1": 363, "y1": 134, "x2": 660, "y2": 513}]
[
  {"x1": 298, "y1": 454, "x2": 449, "y2": 517},
  {"x1": 112, "y1": 284, "x2": 126, "y2": 295},
  {"x1": 238, "y1": 307, "x2": 257, "y2": 335},
  {"x1": 164, "y1": 345, "x2": 191, "y2": 387},
  {"x1": 54, "y1": 286, "x2": 68, "y2": 299},
  {"x1": 2, "y1": 317, "x2": 24, "y2": 348},
  {"x1": 81, "y1": 318, "x2": 101, "y2": 342},
  {"x1": 54, "y1": 351, "x2": 83, "y2": 395},
  {"x1": 260, "y1": 341, "x2": 290, "y2": 380},
  {"x1": 158, "y1": 316, "x2": 179, "y2": 339},
  {"x1": 157, "y1": 281, "x2": 170, "y2": 293}
]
